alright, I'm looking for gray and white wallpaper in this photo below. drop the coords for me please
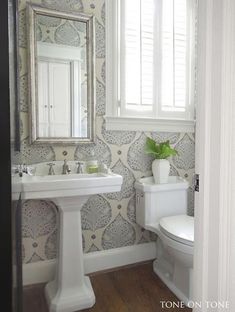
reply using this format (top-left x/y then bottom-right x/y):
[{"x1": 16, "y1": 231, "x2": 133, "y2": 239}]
[{"x1": 15, "y1": 0, "x2": 195, "y2": 264}]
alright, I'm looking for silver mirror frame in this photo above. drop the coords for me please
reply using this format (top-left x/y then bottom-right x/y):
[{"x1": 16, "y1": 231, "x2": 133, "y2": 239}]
[
  {"x1": 27, "y1": 4, "x2": 96, "y2": 144},
  {"x1": 9, "y1": 0, "x2": 21, "y2": 151}
]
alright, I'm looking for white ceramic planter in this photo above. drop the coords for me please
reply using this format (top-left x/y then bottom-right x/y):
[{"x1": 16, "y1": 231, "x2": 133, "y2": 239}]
[{"x1": 152, "y1": 159, "x2": 170, "y2": 184}]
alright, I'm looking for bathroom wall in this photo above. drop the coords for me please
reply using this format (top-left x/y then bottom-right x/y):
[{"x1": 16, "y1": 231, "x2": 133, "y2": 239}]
[{"x1": 15, "y1": 0, "x2": 195, "y2": 264}]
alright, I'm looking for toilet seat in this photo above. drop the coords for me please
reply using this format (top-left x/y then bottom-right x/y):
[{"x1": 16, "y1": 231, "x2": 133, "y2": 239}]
[{"x1": 159, "y1": 215, "x2": 194, "y2": 247}]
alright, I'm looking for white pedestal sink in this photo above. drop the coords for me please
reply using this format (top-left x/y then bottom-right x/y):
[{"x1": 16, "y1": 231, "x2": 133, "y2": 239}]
[
  {"x1": 45, "y1": 196, "x2": 94, "y2": 312},
  {"x1": 13, "y1": 165, "x2": 123, "y2": 312}
]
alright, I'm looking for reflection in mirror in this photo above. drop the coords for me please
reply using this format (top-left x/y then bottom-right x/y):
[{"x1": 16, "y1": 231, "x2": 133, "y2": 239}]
[{"x1": 27, "y1": 5, "x2": 95, "y2": 144}]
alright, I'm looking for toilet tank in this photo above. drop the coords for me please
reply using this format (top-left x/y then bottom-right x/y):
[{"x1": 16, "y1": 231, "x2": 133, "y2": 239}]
[{"x1": 134, "y1": 176, "x2": 189, "y2": 228}]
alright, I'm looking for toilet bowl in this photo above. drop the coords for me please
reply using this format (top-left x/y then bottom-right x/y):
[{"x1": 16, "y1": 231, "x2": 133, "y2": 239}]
[
  {"x1": 134, "y1": 176, "x2": 194, "y2": 306},
  {"x1": 150, "y1": 215, "x2": 194, "y2": 305}
]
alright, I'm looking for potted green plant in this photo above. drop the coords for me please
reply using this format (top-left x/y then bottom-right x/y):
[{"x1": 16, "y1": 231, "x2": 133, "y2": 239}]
[{"x1": 145, "y1": 137, "x2": 178, "y2": 184}]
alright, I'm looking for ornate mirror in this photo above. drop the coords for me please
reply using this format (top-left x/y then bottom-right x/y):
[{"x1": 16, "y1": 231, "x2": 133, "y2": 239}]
[{"x1": 27, "y1": 4, "x2": 95, "y2": 144}]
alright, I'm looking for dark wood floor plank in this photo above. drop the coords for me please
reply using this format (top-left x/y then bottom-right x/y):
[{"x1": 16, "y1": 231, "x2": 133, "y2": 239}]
[
  {"x1": 23, "y1": 284, "x2": 48, "y2": 312},
  {"x1": 136, "y1": 265, "x2": 189, "y2": 312},
  {"x1": 109, "y1": 266, "x2": 153, "y2": 312},
  {"x1": 23, "y1": 263, "x2": 192, "y2": 312},
  {"x1": 82, "y1": 274, "x2": 129, "y2": 312}
]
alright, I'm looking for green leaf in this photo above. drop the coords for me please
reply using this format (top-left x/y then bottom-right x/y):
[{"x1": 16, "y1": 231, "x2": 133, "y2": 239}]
[
  {"x1": 144, "y1": 136, "x2": 178, "y2": 159},
  {"x1": 145, "y1": 137, "x2": 158, "y2": 154}
]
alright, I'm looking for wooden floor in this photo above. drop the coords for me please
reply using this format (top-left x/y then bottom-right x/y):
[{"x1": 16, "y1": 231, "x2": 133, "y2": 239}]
[{"x1": 23, "y1": 263, "x2": 192, "y2": 312}]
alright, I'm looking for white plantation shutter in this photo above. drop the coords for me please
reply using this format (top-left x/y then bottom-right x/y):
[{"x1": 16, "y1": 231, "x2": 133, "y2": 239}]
[
  {"x1": 118, "y1": 0, "x2": 196, "y2": 120},
  {"x1": 120, "y1": 0, "x2": 155, "y2": 116}
]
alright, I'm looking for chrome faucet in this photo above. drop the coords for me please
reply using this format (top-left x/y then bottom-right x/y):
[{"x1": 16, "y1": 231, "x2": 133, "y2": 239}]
[
  {"x1": 76, "y1": 161, "x2": 85, "y2": 174},
  {"x1": 13, "y1": 164, "x2": 35, "y2": 177},
  {"x1": 62, "y1": 159, "x2": 71, "y2": 174},
  {"x1": 47, "y1": 163, "x2": 55, "y2": 175}
]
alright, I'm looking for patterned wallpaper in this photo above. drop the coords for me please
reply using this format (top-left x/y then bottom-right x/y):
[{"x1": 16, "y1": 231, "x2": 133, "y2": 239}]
[
  {"x1": 15, "y1": 0, "x2": 195, "y2": 264},
  {"x1": 36, "y1": 14, "x2": 87, "y2": 48}
]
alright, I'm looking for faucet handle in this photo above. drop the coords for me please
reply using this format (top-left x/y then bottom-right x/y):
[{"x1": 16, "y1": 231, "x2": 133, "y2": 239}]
[
  {"x1": 13, "y1": 164, "x2": 35, "y2": 176},
  {"x1": 62, "y1": 159, "x2": 71, "y2": 174},
  {"x1": 76, "y1": 161, "x2": 85, "y2": 174},
  {"x1": 13, "y1": 164, "x2": 23, "y2": 177},
  {"x1": 47, "y1": 163, "x2": 55, "y2": 175},
  {"x1": 26, "y1": 166, "x2": 35, "y2": 176}
]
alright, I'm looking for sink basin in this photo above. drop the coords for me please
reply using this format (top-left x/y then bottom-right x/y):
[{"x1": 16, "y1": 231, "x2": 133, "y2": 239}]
[
  {"x1": 13, "y1": 162, "x2": 123, "y2": 312},
  {"x1": 13, "y1": 171, "x2": 122, "y2": 200}
]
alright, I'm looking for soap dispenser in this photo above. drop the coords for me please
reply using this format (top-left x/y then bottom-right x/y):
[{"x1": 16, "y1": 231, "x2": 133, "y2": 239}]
[{"x1": 86, "y1": 151, "x2": 98, "y2": 173}]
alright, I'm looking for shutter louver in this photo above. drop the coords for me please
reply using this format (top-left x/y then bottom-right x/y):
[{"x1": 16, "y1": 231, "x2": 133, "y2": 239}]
[
  {"x1": 161, "y1": 0, "x2": 187, "y2": 113},
  {"x1": 120, "y1": 0, "x2": 195, "y2": 119},
  {"x1": 121, "y1": 0, "x2": 154, "y2": 116}
]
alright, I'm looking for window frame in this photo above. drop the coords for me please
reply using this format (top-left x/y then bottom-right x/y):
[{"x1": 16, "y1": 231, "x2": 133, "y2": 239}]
[{"x1": 105, "y1": 0, "x2": 196, "y2": 133}]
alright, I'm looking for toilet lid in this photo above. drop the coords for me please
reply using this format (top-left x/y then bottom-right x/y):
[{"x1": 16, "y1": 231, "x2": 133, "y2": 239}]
[{"x1": 159, "y1": 215, "x2": 194, "y2": 246}]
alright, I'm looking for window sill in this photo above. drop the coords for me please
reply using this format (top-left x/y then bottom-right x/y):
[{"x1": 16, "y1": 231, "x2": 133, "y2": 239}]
[{"x1": 105, "y1": 116, "x2": 195, "y2": 133}]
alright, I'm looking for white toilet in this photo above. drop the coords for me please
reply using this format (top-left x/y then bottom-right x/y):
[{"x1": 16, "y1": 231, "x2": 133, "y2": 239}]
[{"x1": 135, "y1": 176, "x2": 194, "y2": 306}]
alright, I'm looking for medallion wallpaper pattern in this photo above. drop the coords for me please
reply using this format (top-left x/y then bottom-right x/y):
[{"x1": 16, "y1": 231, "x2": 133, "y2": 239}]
[{"x1": 16, "y1": 0, "x2": 195, "y2": 264}]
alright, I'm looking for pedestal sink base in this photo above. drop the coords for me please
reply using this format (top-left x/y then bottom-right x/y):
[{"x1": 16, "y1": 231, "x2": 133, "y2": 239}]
[
  {"x1": 12, "y1": 172, "x2": 123, "y2": 312},
  {"x1": 43, "y1": 196, "x2": 95, "y2": 312},
  {"x1": 45, "y1": 277, "x2": 95, "y2": 312}
]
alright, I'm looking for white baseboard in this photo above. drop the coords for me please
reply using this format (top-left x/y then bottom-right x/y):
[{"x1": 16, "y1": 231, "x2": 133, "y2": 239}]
[
  {"x1": 23, "y1": 242, "x2": 157, "y2": 286},
  {"x1": 23, "y1": 260, "x2": 56, "y2": 286}
]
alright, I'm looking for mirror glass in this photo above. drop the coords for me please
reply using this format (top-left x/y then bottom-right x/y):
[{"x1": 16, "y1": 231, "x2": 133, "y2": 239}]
[{"x1": 28, "y1": 5, "x2": 95, "y2": 144}]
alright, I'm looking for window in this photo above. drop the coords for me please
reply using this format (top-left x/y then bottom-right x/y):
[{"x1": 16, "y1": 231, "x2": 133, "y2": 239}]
[{"x1": 106, "y1": 0, "x2": 197, "y2": 132}]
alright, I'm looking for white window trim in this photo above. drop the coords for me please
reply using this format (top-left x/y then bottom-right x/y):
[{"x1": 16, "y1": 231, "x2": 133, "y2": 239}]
[
  {"x1": 105, "y1": 0, "x2": 196, "y2": 133},
  {"x1": 105, "y1": 116, "x2": 195, "y2": 132}
]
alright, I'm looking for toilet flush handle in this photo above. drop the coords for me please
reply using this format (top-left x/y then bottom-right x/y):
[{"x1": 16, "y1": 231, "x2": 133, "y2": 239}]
[
  {"x1": 136, "y1": 192, "x2": 144, "y2": 204},
  {"x1": 193, "y1": 174, "x2": 200, "y2": 192},
  {"x1": 136, "y1": 193, "x2": 140, "y2": 204}
]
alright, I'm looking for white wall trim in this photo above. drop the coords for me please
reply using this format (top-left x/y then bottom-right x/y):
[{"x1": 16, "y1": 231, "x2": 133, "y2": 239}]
[
  {"x1": 194, "y1": 0, "x2": 215, "y2": 307},
  {"x1": 23, "y1": 259, "x2": 56, "y2": 286},
  {"x1": 105, "y1": 116, "x2": 195, "y2": 133},
  {"x1": 105, "y1": 0, "x2": 119, "y2": 117},
  {"x1": 23, "y1": 243, "x2": 157, "y2": 286},
  {"x1": 217, "y1": 0, "x2": 234, "y2": 305},
  {"x1": 194, "y1": 0, "x2": 235, "y2": 310}
]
